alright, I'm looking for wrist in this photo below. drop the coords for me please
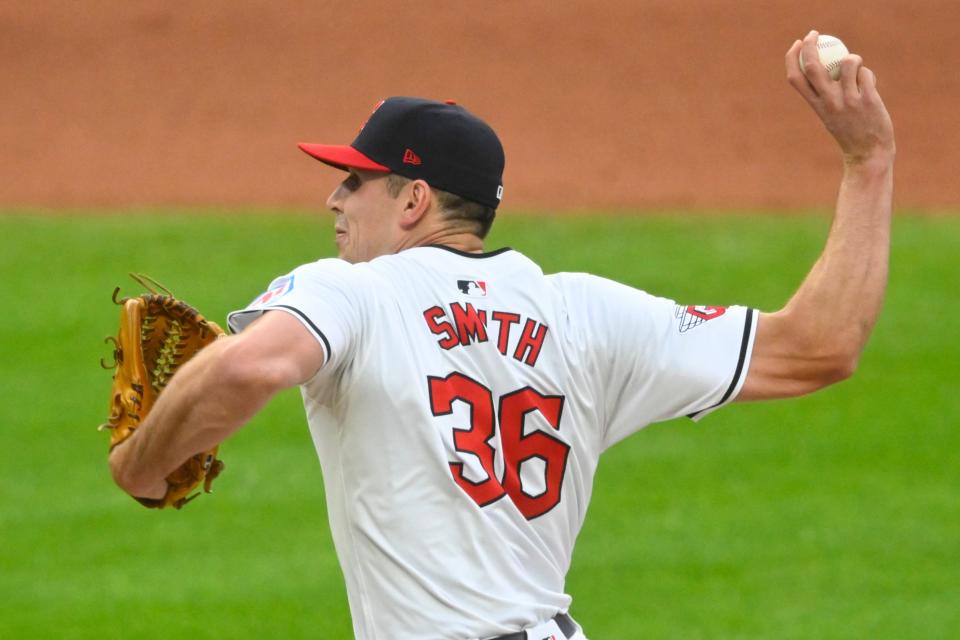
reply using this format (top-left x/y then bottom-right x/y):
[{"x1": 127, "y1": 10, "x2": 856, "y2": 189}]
[{"x1": 842, "y1": 147, "x2": 895, "y2": 172}]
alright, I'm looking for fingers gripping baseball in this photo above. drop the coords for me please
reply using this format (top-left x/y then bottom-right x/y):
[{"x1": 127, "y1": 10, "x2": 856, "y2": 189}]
[{"x1": 786, "y1": 31, "x2": 894, "y2": 165}]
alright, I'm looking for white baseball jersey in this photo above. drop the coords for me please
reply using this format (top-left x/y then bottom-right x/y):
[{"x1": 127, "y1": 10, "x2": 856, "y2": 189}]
[{"x1": 227, "y1": 245, "x2": 757, "y2": 640}]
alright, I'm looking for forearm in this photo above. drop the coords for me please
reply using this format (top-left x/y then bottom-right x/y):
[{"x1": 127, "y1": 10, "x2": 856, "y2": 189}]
[
  {"x1": 738, "y1": 33, "x2": 896, "y2": 401},
  {"x1": 109, "y1": 339, "x2": 277, "y2": 498},
  {"x1": 741, "y1": 155, "x2": 894, "y2": 400},
  {"x1": 782, "y1": 154, "x2": 894, "y2": 361}
]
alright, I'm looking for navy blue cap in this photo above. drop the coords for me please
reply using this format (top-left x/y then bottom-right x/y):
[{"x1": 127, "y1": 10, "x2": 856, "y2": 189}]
[{"x1": 298, "y1": 97, "x2": 505, "y2": 209}]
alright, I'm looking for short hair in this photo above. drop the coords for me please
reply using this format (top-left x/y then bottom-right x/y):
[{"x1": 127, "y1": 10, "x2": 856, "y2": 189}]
[{"x1": 385, "y1": 173, "x2": 497, "y2": 239}]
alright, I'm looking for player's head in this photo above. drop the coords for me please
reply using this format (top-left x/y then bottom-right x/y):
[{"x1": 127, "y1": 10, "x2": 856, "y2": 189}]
[{"x1": 298, "y1": 97, "x2": 504, "y2": 262}]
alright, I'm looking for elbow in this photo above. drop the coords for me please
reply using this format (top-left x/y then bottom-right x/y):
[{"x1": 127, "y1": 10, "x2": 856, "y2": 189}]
[
  {"x1": 108, "y1": 449, "x2": 129, "y2": 492},
  {"x1": 109, "y1": 444, "x2": 153, "y2": 498},
  {"x1": 822, "y1": 354, "x2": 859, "y2": 385},
  {"x1": 772, "y1": 352, "x2": 857, "y2": 399},
  {"x1": 785, "y1": 333, "x2": 862, "y2": 394},
  {"x1": 837, "y1": 351, "x2": 860, "y2": 381},
  {"x1": 812, "y1": 347, "x2": 860, "y2": 389},
  {"x1": 216, "y1": 338, "x2": 299, "y2": 395},
  {"x1": 791, "y1": 312, "x2": 865, "y2": 388},
  {"x1": 824, "y1": 328, "x2": 867, "y2": 385},
  {"x1": 747, "y1": 311, "x2": 866, "y2": 400}
]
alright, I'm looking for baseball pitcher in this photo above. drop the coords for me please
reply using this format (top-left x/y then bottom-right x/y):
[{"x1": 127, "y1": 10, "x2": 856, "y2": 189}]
[{"x1": 109, "y1": 32, "x2": 894, "y2": 639}]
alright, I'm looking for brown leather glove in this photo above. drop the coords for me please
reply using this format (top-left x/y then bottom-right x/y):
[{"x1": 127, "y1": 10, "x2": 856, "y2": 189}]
[{"x1": 100, "y1": 274, "x2": 225, "y2": 509}]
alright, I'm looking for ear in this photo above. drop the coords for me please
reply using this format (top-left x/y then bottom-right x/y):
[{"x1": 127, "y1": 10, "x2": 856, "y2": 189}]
[{"x1": 398, "y1": 179, "x2": 433, "y2": 230}]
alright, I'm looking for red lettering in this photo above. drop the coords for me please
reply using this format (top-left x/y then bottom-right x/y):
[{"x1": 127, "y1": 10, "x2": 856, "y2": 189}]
[
  {"x1": 491, "y1": 311, "x2": 521, "y2": 355},
  {"x1": 499, "y1": 388, "x2": 568, "y2": 519},
  {"x1": 450, "y1": 303, "x2": 488, "y2": 345},
  {"x1": 428, "y1": 375, "x2": 569, "y2": 520},
  {"x1": 513, "y1": 319, "x2": 548, "y2": 366},
  {"x1": 423, "y1": 306, "x2": 458, "y2": 350},
  {"x1": 428, "y1": 374, "x2": 504, "y2": 507}
]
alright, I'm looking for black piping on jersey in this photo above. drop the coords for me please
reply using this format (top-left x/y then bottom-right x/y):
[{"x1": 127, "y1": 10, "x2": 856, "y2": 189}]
[
  {"x1": 687, "y1": 308, "x2": 755, "y2": 420},
  {"x1": 272, "y1": 304, "x2": 333, "y2": 364},
  {"x1": 425, "y1": 244, "x2": 514, "y2": 259}
]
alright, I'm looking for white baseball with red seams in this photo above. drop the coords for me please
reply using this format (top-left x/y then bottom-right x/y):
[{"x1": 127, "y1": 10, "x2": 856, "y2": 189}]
[{"x1": 800, "y1": 34, "x2": 850, "y2": 81}]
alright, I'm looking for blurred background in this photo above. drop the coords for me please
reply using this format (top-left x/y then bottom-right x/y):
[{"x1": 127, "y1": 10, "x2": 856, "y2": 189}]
[
  {"x1": 1, "y1": 2, "x2": 957, "y2": 639},
  {"x1": 2, "y1": 0, "x2": 958, "y2": 212}
]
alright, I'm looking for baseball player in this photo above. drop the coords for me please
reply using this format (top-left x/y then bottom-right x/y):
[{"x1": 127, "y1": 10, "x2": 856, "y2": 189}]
[{"x1": 110, "y1": 32, "x2": 894, "y2": 639}]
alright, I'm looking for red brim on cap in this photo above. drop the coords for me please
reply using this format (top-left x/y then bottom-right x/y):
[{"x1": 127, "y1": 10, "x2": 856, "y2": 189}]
[{"x1": 297, "y1": 143, "x2": 389, "y2": 171}]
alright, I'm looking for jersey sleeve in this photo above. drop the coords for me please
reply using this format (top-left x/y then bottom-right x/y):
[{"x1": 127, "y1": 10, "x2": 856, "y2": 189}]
[
  {"x1": 225, "y1": 258, "x2": 365, "y2": 375},
  {"x1": 572, "y1": 275, "x2": 757, "y2": 449}
]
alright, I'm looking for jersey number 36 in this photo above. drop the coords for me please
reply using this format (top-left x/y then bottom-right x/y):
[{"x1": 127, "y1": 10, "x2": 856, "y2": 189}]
[{"x1": 428, "y1": 372, "x2": 569, "y2": 520}]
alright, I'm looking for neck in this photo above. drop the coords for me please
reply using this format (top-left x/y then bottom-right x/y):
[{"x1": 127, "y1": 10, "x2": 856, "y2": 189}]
[{"x1": 399, "y1": 227, "x2": 485, "y2": 254}]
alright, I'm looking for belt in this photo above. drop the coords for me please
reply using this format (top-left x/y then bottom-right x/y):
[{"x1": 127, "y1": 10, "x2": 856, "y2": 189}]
[{"x1": 491, "y1": 612, "x2": 577, "y2": 640}]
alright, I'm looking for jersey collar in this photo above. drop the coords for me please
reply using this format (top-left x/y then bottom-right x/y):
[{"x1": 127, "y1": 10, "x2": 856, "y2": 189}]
[{"x1": 423, "y1": 244, "x2": 514, "y2": 259}]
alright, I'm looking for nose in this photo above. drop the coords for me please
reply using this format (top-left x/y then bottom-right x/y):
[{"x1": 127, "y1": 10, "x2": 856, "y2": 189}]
[{"x1": 326, "y1": 185, "x2": 343, "y2": 213}]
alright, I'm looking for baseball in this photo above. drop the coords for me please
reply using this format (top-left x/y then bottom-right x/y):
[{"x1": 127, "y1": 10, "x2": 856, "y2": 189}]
[{"x1": 800, "y1": 34, "x2": 849, "y2": 81}]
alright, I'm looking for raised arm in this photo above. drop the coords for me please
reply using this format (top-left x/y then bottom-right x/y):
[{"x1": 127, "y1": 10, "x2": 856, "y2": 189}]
[
  {"x1": 109, "y1": 310, "x2": 326, "y2": 500},
  {"x1": 738, "y1": 31, "x2": 895, "y2": 401}
]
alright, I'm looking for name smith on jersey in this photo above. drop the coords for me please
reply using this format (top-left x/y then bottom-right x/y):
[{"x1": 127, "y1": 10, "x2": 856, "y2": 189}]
[{"x1": 422, "y1": 302, "x2": 548, "y2": 367}]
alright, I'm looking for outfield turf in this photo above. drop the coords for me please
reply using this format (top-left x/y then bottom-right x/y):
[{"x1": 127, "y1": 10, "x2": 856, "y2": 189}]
[{"x1": 0, "y1": 211, "x2": 957, "y2": 639}]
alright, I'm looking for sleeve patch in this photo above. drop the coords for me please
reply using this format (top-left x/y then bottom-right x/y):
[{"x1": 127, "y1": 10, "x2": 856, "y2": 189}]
[
  {"x1": 253, "y1": 275, "x2": 295, "y2": 306},
  {"x1": 675, "y1": 304, "x2": 726, "y2": 333}
]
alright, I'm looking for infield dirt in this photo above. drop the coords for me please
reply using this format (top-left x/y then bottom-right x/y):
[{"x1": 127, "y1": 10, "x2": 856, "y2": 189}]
[{"x1": 2, "y1": 1, "x2": 956, "y2": 211}]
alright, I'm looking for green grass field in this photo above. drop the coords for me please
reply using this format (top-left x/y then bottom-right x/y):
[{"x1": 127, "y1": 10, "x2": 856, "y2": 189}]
[{"x1": 1, "y1": 211, "x2": 957, "y2": 639}]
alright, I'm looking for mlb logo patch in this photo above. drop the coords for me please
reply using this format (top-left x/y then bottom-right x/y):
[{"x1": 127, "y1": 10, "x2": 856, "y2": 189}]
[
  {"x1": 457, "y1": 279, "x2": 487, "y2": 297},
  {"x1": 254, "y1": 275, "x2": 295, "y2": 306}
]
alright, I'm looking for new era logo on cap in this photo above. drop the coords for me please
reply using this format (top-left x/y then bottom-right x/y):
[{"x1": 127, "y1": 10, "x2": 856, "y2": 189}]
[{"x1": 403, "y1": 149, "x2": 422, "y2": 165}]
